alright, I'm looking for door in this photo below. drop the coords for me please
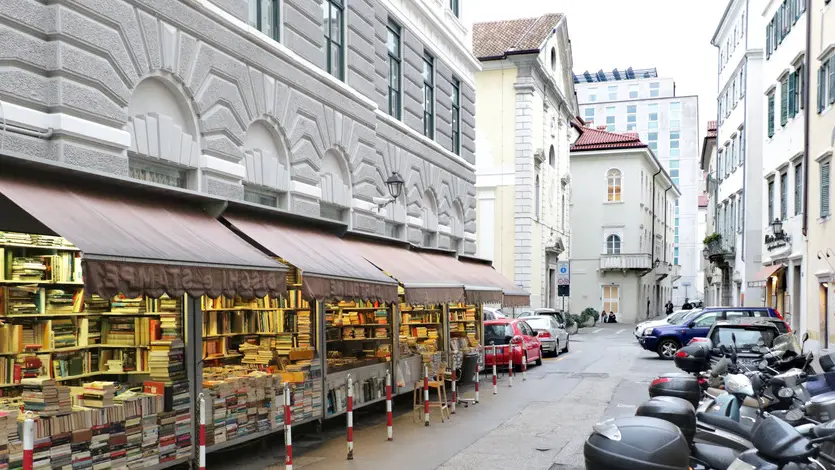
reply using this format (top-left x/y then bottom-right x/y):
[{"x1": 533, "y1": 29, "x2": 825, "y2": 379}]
[
  {"x1": 684, "y1": 311, "x2": 718, "y2": 344},
  {"x1": 550, "y1": 316, "x2": 568, "y2": 345},
  {"x1": 602, "y1": 285, "x2": 620, "y2": 317},
  {"x1": 519, "y1": 322, "x2": 539, "y2": 359}
]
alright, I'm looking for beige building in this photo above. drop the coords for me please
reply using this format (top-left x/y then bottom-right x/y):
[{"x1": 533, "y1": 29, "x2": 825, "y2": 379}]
[
  {"x1": 569, "y1": 126, "x2": 680, "y2": 324},
  {"x1": 804, "y1": 0, "x2": 835, "y2": 349},
  {"x1": 471, "y1": 14, "x2": 579, "y2": 309}
]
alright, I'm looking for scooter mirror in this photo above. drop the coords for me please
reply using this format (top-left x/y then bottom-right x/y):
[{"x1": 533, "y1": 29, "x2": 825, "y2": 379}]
[
  {"x1": 785, "y1": 408, "x2": 804, "y2": 422},
  {"x1": 778, "y1": 387, "x2": 795, "y2": 399},
  {"x1": 758, "y1": 360, "x2": 768, "y2": 371}
]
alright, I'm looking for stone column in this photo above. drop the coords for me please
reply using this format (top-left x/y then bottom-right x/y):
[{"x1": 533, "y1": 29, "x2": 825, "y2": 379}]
[{"x1": 514, "y1": 78, "x2": 536, "y2": 304}]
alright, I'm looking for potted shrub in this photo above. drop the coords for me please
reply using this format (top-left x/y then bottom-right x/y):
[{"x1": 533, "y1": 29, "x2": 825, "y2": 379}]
[
  {"x1": 565, "y1": 313, "x2": 579, "y2": 334},
  {"x1": 703, "y1": 233, "x2": 722, "y2": 252},
  {"x1": 581, "y1": 307, "x2": 599, "y2": 327}
]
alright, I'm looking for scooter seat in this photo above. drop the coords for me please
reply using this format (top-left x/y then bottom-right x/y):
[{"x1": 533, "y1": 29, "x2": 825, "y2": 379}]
[
  {"x1": 691, "y1": 442, "x2": 740, "y2": 469},
  {"x1": 696, "y1": 411, "x2": 753, "y2": 440}
]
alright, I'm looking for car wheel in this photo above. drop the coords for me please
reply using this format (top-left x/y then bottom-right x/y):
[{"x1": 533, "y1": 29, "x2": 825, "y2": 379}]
[
  {"x1": 562, "y1": 336, "x2": 569, "y2": 353},
  {"x1": 656, "y1": 338, "x2": 680, "y2": 359},
  {"x1": 552, "y1": 342, "x2": 560, "y2": 357},
  {"x1": 535, "y1": 349, "x2": 543, "y2": 366}
]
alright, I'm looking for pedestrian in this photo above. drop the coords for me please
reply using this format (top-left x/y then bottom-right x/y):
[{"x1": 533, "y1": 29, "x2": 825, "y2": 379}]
[
  {"x1": 682, "y1": 298, "x2": 693, "y2": 310},
  {"x1": 665, "y1": 300, "x2": 674, "y2": 315},
  {"x1": 608, "y1": 311, "x2": 617, "y2": 323},
  {"x1": 600, "y1": 309, "x2": 607, "y2": 323}
]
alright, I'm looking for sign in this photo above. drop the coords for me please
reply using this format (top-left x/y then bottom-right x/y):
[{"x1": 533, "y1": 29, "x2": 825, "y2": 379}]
[
  {"x1": 681, "y1": 282, "x2": 691, "y2": 287},
  {"x1": 558, "y1": 285, "x2": 570, "y2": 296},
  {"x1": 557, "y1": 261, "x2": 570, "y2": 286},
  {"x1": 747, "y1": 280, "x2": 767, "y2": 288}
]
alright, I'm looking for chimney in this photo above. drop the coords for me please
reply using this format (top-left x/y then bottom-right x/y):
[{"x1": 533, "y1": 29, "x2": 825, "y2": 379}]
[{"x1": 597, "y1": 125, "x2": 607, "y2": 131}]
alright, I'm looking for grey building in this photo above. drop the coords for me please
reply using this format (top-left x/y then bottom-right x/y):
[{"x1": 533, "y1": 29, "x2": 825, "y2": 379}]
[
  {"x1": 574, "y1": 68, "x2": 700, "y2": 307},
  {"x1": 0, "y1": 0, "x2": 479, "y2": 252}
]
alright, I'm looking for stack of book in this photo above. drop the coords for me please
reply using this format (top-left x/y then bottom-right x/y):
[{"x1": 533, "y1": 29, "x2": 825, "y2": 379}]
[
  {"x1": 84, "y1": 296, "x2": 110, "y2": 313},
  {"x1": 32, "y1": 436, "x2": 51, "y2": 468},
  {"x1": 11, "y1": 257, "x2": 46, "y2": 281},
  {"x1": 140, "y1": 414, "x2": 159, "y2": 467},
  {"x1": 157, "y1": 412, "x2": 176, "y2": 463},
  {"x1": 70, "y1": 433, "x2": 91, "y2": 470},
  {"x1": 108, "y1": 421, "x2": 127, "y2": 468},
  {"x1": 0, "y1": 232, "x2": 32, "y2": 245},
  {"x1": 374, "y1": 326, "x2": 388, "y2": 339},
  {"x1": 103, "y1": 318, "x2": 138, "y2": 346},
  {"x1": 50, "y1": 319, "x2": 76, "y2": 348},
  {"x1": 297, "y1": 310, "x2": 312, "y2": 346},
  {"x1": 172, "y1": 382, "x2": 191, "y2": 460},
  {"x1": 48, "y1": 432, "x2": 71, "y2": 469},
  {"x1": 81, "y1": 381, "x2": 115, "y2": 408},
  {"x1": 110, "y1": 295, "x2": 145, "y2": 314},
  {"x1": 28, "y1": 234, "x2": 66, "y2": 248},
  {"x1": 90, "y1": 423, "x2": 110, "y2": 468},
  {"x1": 21, "y1": 378, "x2": 60, "y2": 415},
  {"x1": 238, "y1": 343, "x2": 260, "y2": 365},
  {"x1": 7, "y1": 287, "x2": 38, "y2": 315},
  {"x1": 276, "y1": 333, "x2": 293, "y2": 355},
  {"x1": 44, "y1": 290, "x2": 74, "y2": 314},
  {"x1": 149, "y1": 339, "x2": 185, "y2": 384},
  {"x1": 0, "y1": 409, "x2": 17, "y2": 470}
]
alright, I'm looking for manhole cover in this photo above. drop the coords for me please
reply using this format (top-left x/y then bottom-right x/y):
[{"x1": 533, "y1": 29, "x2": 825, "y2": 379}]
[{"x1": 567, "y1": 372, "x2": 610, "y2": 379}]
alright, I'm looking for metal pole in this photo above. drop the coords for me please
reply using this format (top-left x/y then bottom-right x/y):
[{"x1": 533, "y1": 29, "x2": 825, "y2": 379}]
[
  {"x1": 492, "y1": 344, "x2": 498, "y2": 395},
  {"x1": 385, "y1": 370, "x2": 393, "y2": 441},
  {"x1": 22, "y1": 411, "x2": 33, "y2": 470},
  {"x1": 284, "y1": 383, "x2": 293, "y2": 470},
  {"x1": 198, "y1": 393, "x2": 206, "y2": 470},
  {"x1": 474, "y1": 369, "x2": 480, "y2": 403},
  {"x1": 423, "y1": 365, "x2": 430, "y2": 426},
  {"x1": 450, "y1": 368, "x2": 457, "y2": 414},
  {"x1": 508, "y1": 346, "x2": 513, "y2": 387},
  {"x1": 347, "y1": 374, "x2": 354, "y2": 460}
]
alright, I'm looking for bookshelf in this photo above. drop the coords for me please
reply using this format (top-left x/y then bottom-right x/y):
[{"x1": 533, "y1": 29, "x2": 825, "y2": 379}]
[
  {"x1": 323, "y1": 301, "x2": 392, "y2": 374},
  {"x1": 399, "y1": 304, "x2": 443, "y2": 354}
]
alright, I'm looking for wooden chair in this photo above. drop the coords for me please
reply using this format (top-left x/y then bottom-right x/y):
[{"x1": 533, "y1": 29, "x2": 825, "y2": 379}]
[{"x1": 412, "y1": 361, "x2": 450, "y2": 423}]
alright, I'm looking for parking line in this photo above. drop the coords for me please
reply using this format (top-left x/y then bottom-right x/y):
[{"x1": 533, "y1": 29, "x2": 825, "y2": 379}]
[
  {"x1": 592, "y1": 328, "x2": 603, "y2": 334},
  {"x1": 616, "y1": 329, "x2": 625, "y2": 335}
]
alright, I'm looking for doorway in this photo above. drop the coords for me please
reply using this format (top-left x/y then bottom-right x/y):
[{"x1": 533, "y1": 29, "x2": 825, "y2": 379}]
[
  {"x1": 602, "y1": 285, "x2": 620, "y2": 316},
  {"x1": 821, "y1": 282, "x2": 830, "y2": 349},
  {"x1": 792, "y1": 265, "x2": 801, "y2": 332},
  {"x1": 548, "y1": 268, "x2": 556, "y2": 308}
]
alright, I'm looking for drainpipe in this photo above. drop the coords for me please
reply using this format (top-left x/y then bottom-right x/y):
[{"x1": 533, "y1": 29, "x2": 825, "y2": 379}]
[
  {"x1": 741, "y1": 0, "x2": 751, "y2": 262},
  {"x1": 802, "y1": 0, "x2": 811, "y2": 237}
]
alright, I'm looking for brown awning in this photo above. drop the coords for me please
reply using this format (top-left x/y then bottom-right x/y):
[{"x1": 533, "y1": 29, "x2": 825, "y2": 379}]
[
  {"x1": 0, "y1": 174, "x2": 287, "y2": 299},
  {"x1": 223, "y1": 215, "x2": 399, "y2": 303},
  {"x1": 416, "y1": 252, "x2": 505, "y2": 305},
  {"x1": 461, "y1": 259, "x2": 531, "y2": 307},
  {"x1": 747, "y1": 264, "x2": 786, "y2": 288},
  {"x1": 343, "y1": 239, "x2": 465, "y2": 305}
]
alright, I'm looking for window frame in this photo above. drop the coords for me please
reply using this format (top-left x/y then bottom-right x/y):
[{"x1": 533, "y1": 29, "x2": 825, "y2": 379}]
[
  {"x1": 768, "y1": 177, "x2": 775, "y2": 222},
  {"x1": 606, "y1": 169, "x2": 622, "y2": 202},
  {"x1": 780, "y1": 75, "x2": 789, "y2": 126},
  {"x1": 386, "y1": 19, "x2": 402, "y2": 120},
  {"x1": 250, "y1": 0, "x2": 281, "y2": 42},
  {"x1": 767, "y1": 92, "x2": 775, "y2": 138},
  {"x1": 608, "y1": 85, "x2": 617, "y2": 101},
  {"x1": 605, "y1": 106, "x2": 616, "y2": 131},
  {"x1": 649, "y1": 82, "x2": 660, "y2": 97},
  {"x1": 451, "y1": 77, "x2": 461, "y2": 155},
  {"x1": 794, "y1": 162, "x2": 803, "y2": 216},
  {"x1": 780, "y1": 170, "x2": 788, "y2": 220},
  {"x1": 322, "y1": 0, "x2": 344, "y2": 80},
  {"x1": 422, "y1": 51, "x2": 435, "y2": 138},
  {"x1": 605, "y1": 234, "x2": 622, "y2": 255},
  {"x1": 449, "y1": 0, "x2": 459, "y2": 17}
]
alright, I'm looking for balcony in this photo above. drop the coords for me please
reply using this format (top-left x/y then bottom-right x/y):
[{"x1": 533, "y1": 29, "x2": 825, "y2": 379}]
[
  {"x1": 600, "y1": 253, "x2": 652, "y2": 271},
  {"x1": 672, "y1": 264, "x2": 682, "y2": 281},
  {"x1": 704, "y1": 238, "x2": 735, "y2": 264}
]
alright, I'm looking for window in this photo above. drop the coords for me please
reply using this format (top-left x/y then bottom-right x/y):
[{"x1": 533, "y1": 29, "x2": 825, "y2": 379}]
[
  {"x1": 629, "y1": 84, "x2": 638, "y2": 98},
  {"x1": 549, "y1": 146, "x2": 555, "y2": 167},
  {"x1": 822, "y1": 161, "x2": 831, "y2": 218},
  {"x1": 780, "y1": 75, "x2": 789, "y2": 126},
  {"x1": 249, "y1": 0, "x2": 280, "y2": 40},
  {"x1": 780, "y1": 171, "x2": 788, "y2": 220},
  {"x1": 674, "y1": 247, "x2": 679, "y2": 266},
  {"x1": 535, "y1": 175, "x2": 541, "y2": 219},
  {"x1": 322, "y1": 0, "x2": 344, "y2": 80},
  {"x1": 606, "y1": 169, "x2": 622, "y2": 202},
  {"x1": 449, "y1": 0, "x2": 459, "y2": 17},
  {"x1": 648, "y1": 132, "x2": 658, "y2": 152},
  {"x1": 129, "y1": 158, "x2": 189, "y2": 189},
  {"x1": 795, "y1": 162, "x2": 803, "y2": 215},
  {"x1": 768, "y1": 178, "x2": 775, "y2": 222},
  {"x1": 605, "y1": 106, "x2": 616, "y2": 131},
  {"x1": 717, "y1": 149, "x2": 724, "y2": 180},
  {"x1": 739, "y1": 130, "x2": 745, "y2": 167},
  {"x1": 797, "y1": 62, "x2": 804, "y2": 110},
  {"x1": 648, "y1": 104, "x2": 658, "y2": 130},
  {"x1": 606, "y1": 234, "x2": 621, "y2": 254},
  {"x1": 650, "y1": 82, "x2": 660, "y2": 97},
  {"x1": 670, "y1": 102, "x2": 681, "y2": 130},
  {"x1": 451, "y1": 78, "x2": 460, "y2": 155},
  {"x1": 422, "y1": 52, "x2": 434, "y2": 138},
  {"x1": 729, "y1": 138, "x2": 736, "y2": 169},
  {"x1": 584, "y1": 107, "x2": 595, "y2": 123},
  {"x1": 818, "y1": 58, "x2": 834, "y2": 113},
  {"x1": 767, "y1": 92, "x2": 775, "y2": 138},
  {"x1": 608, "y1": 85, "x2": 617, "y2": 100},
  {"x1": 588, "y1": 87, "x2": 597, "y2": 102},
  {"x1": 693, "y1": 312, "x2": 718, "y2": 328},
  {"x1": 602, "y1": 285, "x2": 619, "y2": 314},
  {"x1": 626, "y1": 105, "x2": 637, "y2": 131},
  {"x1": 244, "y1": 186, "x2": 280, "y2": 207},
  {"x1": 830, "y1": 56, "x2": 835, "y2": 106},
  {"x1": 386, "y1": 20, "x2": 402, "y2": 119},
  {"x1": 670, "y1": 131, "x2": 680, "y2": 157},
  {"x1": 788, "y1": 68, "x2": 798, "y2": 118},
  {"x1": 738, "y1": 193, "x2": 744, "y2": 229},
  {"x1": 669, "y1": 159, "x2": 680, "y2": 169}
]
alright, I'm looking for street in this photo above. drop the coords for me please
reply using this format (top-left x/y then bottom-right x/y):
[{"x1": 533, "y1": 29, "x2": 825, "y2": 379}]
[{"x1": 206, "y1": 322, "x2": 674, "y2": 470}]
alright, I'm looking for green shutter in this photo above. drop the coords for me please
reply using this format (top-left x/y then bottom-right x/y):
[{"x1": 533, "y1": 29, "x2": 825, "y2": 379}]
[
  {"x1": 821, "y1": 66, "x2": 828, "y2": 113},
  {"x1": 781, "y1": 78, "x2": 788, "y2": 126},
  {"x1": 788, "y1": 72, "x2": 797, "y2": 117},
  {"x1": 768, "y1": 94, "x2": 775, "y2": 137},
  {"x1": 829, "y1": 58, "x2": 835, "y2": 105}
]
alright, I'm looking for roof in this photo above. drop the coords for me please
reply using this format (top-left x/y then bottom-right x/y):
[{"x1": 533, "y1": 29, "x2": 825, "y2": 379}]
[
  {"x1": 707, "y1": 120, "x2": 718, "y2": 138},
  {"x1": 570, "y1": 127, "x2": 648, "y2": 151},
  {"x1": 573, "y1": 67, "x2": 659, "y2": 84},
  {"x1": 472, "y1": 13, "x2": 563, "y2": 60}
]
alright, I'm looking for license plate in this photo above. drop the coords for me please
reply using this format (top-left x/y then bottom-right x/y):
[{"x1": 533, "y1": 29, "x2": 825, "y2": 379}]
[{"x1": 727, "y1": 459, "x2": 756, "y2": 470}]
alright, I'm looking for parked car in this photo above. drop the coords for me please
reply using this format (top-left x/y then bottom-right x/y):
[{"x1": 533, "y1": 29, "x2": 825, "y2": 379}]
[
  {"x1": 637, "y1": 306, "x2": 788, "y2": 359},
  {"x1": 483, "y1": 318, "x2": 543, "y2": 369},
  {"x1": 518, "y1": 308, "x2": 568, "y2": 322},
  {"x1": 633, "y1": 309, "x2": 703, "y2": 339},
  {"x1": 483, "y1": 307, "x2": 506, "y2": 321},
  {"x1": 522, "y1": 315, "x2": 569, "y2": 357}
]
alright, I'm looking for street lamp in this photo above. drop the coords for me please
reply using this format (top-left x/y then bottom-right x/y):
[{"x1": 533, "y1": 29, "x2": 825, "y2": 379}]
[
  {"x1": 771, "y1": 218, "x2": 783, "y2": 236},
  {"x1": 702, "y1": 248, "x2": 709, "y2": 259},
  {"x1": 375, "y1": 172, "x2": 405, "y2": 210},
  {"x1": 654, "y1": 258, "x2": 661, "y2": 268}
]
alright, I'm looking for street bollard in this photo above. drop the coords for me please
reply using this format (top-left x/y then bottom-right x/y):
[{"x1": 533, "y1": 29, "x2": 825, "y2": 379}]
[
  {"x1": 198, "y1": 393, "x2": 206, "y2": 470},
  {"x1": 492, "y1": 345, "x2": 498, "y2": 395},
  {"x1": 22, "y1": 411, "x2": 33, "y2": 470},
  {"x1": 284, "y1": 383, "x2": 293, "y2": 470},
  {"x1": 450, "y1": 369, "x2": 457, "y2": 414},
  {"x1": 522, "y1": 354, "x2": 527, "y2": 381},
  {"x1": 385, "y1": 369, "x2": 393, "y2": 441},
  {"x1": 474, "y1": 369, "x2": 480, "y2": 403},
  {"x1": 347, "y1": 374, "x2": 354, "y2": 460},
  {"x1": 423, "y1": 365, "x2": 430, "y2": 427},
  {"x1": 508, "y1": 347, "x2": 513, "y2": 387}
]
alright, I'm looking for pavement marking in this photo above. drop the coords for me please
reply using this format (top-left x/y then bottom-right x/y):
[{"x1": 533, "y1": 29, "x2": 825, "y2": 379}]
[
  {"x1": 616, "y1": 329, "x2": 626, "y2": 335},
  {"x1": 592, "y1": 328, "x2": 603, "y2": 334},
  {"x1": 617, "y1": 404, "x2": 637, "y2": 408}
]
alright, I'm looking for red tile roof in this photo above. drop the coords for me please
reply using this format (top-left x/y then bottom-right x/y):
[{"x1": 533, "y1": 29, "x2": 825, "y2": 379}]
[
  {"x1": 706, "y1": 120, "x2": 717, "y2": 138},
  {"x1": 571, "y1": 127, "x2": 648, "y2": 152},
  {"x1": 472, "y1": 13, "x2": 564, "y2": 60}
]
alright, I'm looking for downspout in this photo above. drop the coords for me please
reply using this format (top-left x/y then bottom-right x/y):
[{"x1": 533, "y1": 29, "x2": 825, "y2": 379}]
[
  {"x1": 802, "y1": 0, "x2": 811, "y2": 237},
  {"x1": 741, "y1": 0, "x2": 751, "y2": 261}
]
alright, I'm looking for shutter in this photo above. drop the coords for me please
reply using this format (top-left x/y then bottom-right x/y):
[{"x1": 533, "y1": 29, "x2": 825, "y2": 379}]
[
  {"x1": 823, "y1": 163, "x2": 831, "y2": 217},
  {"x1": 799, "y1": 64, "x2": 805, "y2": 110},
  {"x1": 820, "y1": 67, "x2": 828, "y2": 113},
  {"x1": 781, "y1": 78, "x2": 789, "y2": 125},
  {"x1": 788, "y1": 72, "x2": 797, "y2": 117},
  {"x1": 829, "y1": 58, "x2": 835, "y2": 104},
  {"x1": 768, "y1": 94, "x2": 775, "y2": 137}
]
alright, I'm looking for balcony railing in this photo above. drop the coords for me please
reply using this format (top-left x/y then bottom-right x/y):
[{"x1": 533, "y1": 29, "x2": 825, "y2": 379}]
[
  {"x1": 706, "y1": 239, "x2": 735, "y2": 262},
  {"x1": 600, "y1": 253, "x2": 652, "y2": 270}
]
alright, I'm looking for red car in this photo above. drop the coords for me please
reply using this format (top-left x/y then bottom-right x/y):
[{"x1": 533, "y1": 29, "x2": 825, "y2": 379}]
[{"x1": 483, "y1": 319, "x2": 543, "y2": 370}]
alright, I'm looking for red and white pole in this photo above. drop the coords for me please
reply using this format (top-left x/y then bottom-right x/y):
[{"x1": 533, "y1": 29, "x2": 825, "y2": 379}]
[
  {"x1": 522, "y1": 353, "x2": 527, "y2": 381},
  {"x1": 347, "y1": 374, "x2": 354, "y2": 460},
  {"x1": 492, "y1": 345, "x2": 498, "y2": 395},
  {"x1": 508, "y1": 346, "x2": 514, "y2": 387},
  {"x1": 198, "y1": 393, "x2": 206, "y2": 470},
  {"x1": 385, "y1": 369, "x2": 393, "y2": 441},
  {"x1": 284, "y1": 383, "x2": 293, "y2": 470},
  {"x1": 474, "y1": 369, "x2": 480, "y2": 403},
  {"x1": 450, "y1": 368, "x2": 457, "y2": 414},
  {"x1": 22, "y1": 411, "x2": 33, "y2": 470},
  {"x1": 423, "y1": 364, "x2": 430, "y2": 426}
]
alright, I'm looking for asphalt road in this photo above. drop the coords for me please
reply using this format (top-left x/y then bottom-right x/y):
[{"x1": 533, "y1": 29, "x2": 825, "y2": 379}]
[{"x1": 206, "y1": 322, "x2": 676, "y2": 470}]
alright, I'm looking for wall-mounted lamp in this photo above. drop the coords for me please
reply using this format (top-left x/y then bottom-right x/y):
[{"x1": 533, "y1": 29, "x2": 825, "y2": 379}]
[
  {"x1": 771, "y1": 218, "x2": 784, "y2": 236},
  {"x1": 374, "y1": 172, "x2": 405, "y2": 211}
]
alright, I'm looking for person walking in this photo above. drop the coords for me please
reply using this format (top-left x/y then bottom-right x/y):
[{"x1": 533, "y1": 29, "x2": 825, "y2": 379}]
[
  {"x1": 665, "y1": 300, "x2": 674, "y2": 315},
  {"x1": 682, "y1": 298, "x2": 693, "y2": 310}
]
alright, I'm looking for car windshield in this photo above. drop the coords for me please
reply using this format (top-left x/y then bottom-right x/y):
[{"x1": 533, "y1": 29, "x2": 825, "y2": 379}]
[
  {"x1": 709, "y1": 327, "x2": 778, "y2": 351},
  {"x1": 525, "y1": 318, "x2": 551, "y2": 330},
  {"x1": 666, "y1": 310, "x2": 691, "y2": 324},
  {"x1": 673, "y1": 309, "x2": 703, "y2": 325},
  {"x1": 484, "y1": 324, "x2": 514, "y2": 345}
]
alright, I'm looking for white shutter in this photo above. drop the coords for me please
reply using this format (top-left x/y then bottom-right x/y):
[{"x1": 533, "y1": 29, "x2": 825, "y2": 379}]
[{"x1": 822, "y1": 163, "x2": 831, "y2": 217}]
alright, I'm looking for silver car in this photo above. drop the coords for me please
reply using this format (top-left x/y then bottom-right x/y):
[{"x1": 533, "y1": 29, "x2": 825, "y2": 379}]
[{"x1": 522, "y1": 315, "x2": 570, "y2": 357}]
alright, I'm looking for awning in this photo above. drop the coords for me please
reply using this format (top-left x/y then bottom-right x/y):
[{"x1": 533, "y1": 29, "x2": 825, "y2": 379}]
[
  {"x1": 343, "y1": 239, "x2": 465, "y2": 305},
  {"x1": 460, "y1": 259, "x2": 531, "y2": 307},
  {"x1": 416, "y1": 252, "x2": 505, "y2": 305},
  {"x1": 747, "y1": 264, "x2": 786, "y2": 288},
  {"x1": 0, "y1": 174, "x2": 287, "y2": 299},
  {"x1": 223, "y1": 215, "x2": 399, "y2": 303}
]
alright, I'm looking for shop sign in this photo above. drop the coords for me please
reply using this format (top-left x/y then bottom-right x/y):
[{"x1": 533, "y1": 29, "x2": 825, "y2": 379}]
[
  {"x1": 747, "y1": 280, "x2": 768, "y2": 288},
  {"x1": 764, "y1": 233, "x2": 790, "y2": 251}
]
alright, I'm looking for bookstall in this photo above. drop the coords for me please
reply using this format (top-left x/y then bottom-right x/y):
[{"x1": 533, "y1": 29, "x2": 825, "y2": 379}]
[
  {"x1": 0, "y1": 171, "x2": 286, "y2": 469},
  {"x1": 220, "y1": 213, "x2": 400, "y2": 420}
]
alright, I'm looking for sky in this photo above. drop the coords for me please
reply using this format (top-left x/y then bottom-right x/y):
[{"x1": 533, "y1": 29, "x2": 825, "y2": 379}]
[{"x1": 462, "y1": 0, "x2": 730, "y2": 134}]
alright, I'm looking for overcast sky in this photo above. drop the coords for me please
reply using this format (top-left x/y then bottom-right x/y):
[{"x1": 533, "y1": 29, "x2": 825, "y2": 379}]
[{"x1": 463, "y1": 0, "x2": 730, "y2": 133}]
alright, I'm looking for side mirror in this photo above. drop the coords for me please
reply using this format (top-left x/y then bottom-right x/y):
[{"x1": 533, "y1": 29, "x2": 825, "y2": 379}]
[
  {"x1": 720, "y1": 344, "x2": 729, "y2": 354},
  {"x1": 802, "y1": 332, "x2": 809, "y2": 344},
  {"x1": 688, "y1": 321, "x2": 696, "y2": 328}
]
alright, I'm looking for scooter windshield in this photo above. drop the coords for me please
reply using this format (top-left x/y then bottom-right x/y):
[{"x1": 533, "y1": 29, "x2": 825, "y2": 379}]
[{"x1": 772, "y1": 334, "x2": 802, "y2": 355}]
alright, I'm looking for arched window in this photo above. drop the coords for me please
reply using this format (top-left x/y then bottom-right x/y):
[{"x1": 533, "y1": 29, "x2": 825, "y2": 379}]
[
  {"x1": 607, "y1": 169, "x2": 622, "y2": 202},
  {"x1": 535, "y1": 175, "x2": 541, "y2": 219},
  {"x1": 606, "y1": 234, "x2": 621, "y2": 254},
  {"x1": 549, "y1": 145, "x2": 556, "y2": 167}
]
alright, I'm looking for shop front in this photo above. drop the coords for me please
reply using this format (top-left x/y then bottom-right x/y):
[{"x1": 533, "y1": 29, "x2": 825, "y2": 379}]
[
  {"x1": 748, "y1": 264, "x2": 787, "y2": 310},
  {"x1": 0, "y1": 169, "x2": 287, "y2": 469}
]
